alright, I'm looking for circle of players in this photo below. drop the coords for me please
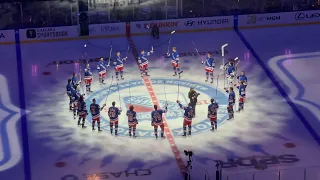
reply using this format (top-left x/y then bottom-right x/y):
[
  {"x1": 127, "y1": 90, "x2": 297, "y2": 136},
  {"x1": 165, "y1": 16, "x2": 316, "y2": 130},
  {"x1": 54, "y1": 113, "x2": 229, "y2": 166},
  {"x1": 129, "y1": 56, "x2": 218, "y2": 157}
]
[{"x1": 65, "y1": 47, "x2": 248, "y2": 139}]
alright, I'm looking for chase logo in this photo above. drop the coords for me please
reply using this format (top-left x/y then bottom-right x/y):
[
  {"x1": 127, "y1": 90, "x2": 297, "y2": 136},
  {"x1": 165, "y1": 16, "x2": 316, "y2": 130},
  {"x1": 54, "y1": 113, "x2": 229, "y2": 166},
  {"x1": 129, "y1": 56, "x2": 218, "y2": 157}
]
[
  {"x1": 0, "y1": 74, "x2": 23, "y2": 171},
  {"x1": 85, "y1": 78, "x2": 228, "y2": 138}
]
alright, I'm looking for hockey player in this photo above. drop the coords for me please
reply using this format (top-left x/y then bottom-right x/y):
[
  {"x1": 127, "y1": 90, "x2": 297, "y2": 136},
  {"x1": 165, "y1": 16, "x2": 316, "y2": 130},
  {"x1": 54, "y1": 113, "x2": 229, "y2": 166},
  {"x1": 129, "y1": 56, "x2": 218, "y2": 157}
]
[
  {"x1": 113, "y1": 52, "x2": 127, "y2": 81},
  {"x1": 77, "y1": 95, "x2": 87, "y2": 129},
  {"x1": 228, "y1": 87, "x2": 235, "y2": 106},
  {"x1": 66, "y1": 79, "x2": 73, "y2": 110},
  {"x1": 208, "y1": 98, "x2": 219, "y2": 131},
  {"x1": 236, "y1": 71, "x2": 248, "y2": 88},
  {"x1": 151, "y1": 104, "x2": 168, "y2": 139},
  {"x1": 227, "y1": 87, "x2": 235, "y2": 120},
  {"x1": 177, "y1": 100, "x2": 194, "y2": 137},
  {"x1": 221, "y1": 60, "x2": 235, "y2": 92},
  {"x1": 71, "y1": 85, "x2": 81, "y2": 119},
  {"x1": 203, "y1": 53, "x2": 215, "y2": 83},
  {"x1": 138, "y1": 49, "x2": 153, "y2": 77},
  {"x1": 167, "y1": 47, "x2": 180, "y2": 76},
  {"x1": 97, "y1": 58, "x2": 107, "y2": 84},
  {"x1": 237, "y1": 81, "x2": 246, "y2": 112},
  {"x1": 108, "y1": 101, "x2": 122, "y2": 135},
  {"x1": 90, "y1": 99, "x2": 106, "y2": 132},
  {"x1": 84, "y1": 63, "x2": 93, "y2": 93},
  {"x1": 126, "y1": 105, "x2": 138, "y2": 138},
  {"x1": 71, "y1": 73, "x2": 80, "y2": 87}
]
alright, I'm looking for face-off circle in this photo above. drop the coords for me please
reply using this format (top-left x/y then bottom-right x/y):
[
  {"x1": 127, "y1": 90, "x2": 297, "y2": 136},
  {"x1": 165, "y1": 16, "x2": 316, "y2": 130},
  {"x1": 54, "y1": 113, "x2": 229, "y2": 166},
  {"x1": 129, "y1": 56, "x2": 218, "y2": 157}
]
[{"x1": 85, "y1": 78, "x2": 229, "y2": 138}]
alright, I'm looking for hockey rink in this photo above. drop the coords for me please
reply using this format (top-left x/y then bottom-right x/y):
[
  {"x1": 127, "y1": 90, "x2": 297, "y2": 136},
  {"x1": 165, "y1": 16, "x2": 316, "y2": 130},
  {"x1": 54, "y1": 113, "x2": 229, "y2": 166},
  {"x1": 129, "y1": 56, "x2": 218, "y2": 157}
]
[{"x1": 0, "y1": 25, "x2": 320, "y2": 180}]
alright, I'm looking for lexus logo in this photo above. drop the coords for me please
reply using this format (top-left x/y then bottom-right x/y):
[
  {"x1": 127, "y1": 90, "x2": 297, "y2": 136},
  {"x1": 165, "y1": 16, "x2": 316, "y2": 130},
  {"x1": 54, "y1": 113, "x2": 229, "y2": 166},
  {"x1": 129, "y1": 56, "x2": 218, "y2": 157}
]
[
  {"x1": 295, "y1": 12, "x2": 320, "y2": 20},
  {"x1": 295, "y1": 13, "x2": 305, "y2": 20},
  {"x1": 184, "y1": 20, "x2": 195, "y2": 26}
]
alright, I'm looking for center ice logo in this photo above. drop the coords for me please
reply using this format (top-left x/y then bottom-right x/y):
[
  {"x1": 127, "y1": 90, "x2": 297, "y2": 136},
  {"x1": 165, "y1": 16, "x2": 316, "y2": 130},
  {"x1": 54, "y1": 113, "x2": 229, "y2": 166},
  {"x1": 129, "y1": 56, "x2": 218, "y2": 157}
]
[{"x1": 85, "y1": 78, "x2": 228, "y2": 138}]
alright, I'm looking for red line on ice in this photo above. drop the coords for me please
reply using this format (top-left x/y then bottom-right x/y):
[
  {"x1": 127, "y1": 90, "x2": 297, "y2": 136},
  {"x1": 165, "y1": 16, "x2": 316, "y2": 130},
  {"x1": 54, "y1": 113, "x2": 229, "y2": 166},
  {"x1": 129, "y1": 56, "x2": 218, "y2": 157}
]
[{"x1": 128, "y1": 37, "x2": 185, "y2": 176}]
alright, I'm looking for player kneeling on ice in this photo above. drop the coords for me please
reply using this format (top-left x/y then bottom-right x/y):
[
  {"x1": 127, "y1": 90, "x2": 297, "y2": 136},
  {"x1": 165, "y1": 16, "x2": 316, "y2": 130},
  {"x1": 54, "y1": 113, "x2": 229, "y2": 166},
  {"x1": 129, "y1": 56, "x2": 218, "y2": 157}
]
[
  {"x1": 108, "y1": 101, "x2": 122, "y2": 135},
  {"x1": 66, "y1": 79, "x2": 73, "y2": 110},
  {"x1": 227, "y1": 87, "x2": 235, "y2": 120},
  {"x1": 208, "y1": 98, "x2": 219, "y2": 131},
  {"x1": 151, "y1": 104, "x2": 168, "y2": 139},
  {"x1": 126, "y1": 105, "x2": 138, "y2": 138},
  {"x1": 72, "y1": 85, "x2": 82, "y2": 119},
  {"x1": 84, "y1": 64, "x2": 93, "y2": 93},
  {"x1": 77, "y1": 95, "x2": 87, "y2": 129},
  {"x1": 138, "y1": 48, "x2": 153, "y2": 77},
  {"x1": 97, "y1": 58, "x2": 107, "y2": 84},
  {"x1": 177, "y1": 100, "x2": 194, "y2": 137},
  {"x1": 237, "y1": 81, "x2": 246, "y2": 112},
  {"x1": 203, "y1": 53, "x2": 215, "y2": 83},
  {"x1": 113, "y1": 52, "x2": 127, "y2": 81},
  {"x1": 167, "y1": 47, "x2": 181, "y2": 76},
  {"x1": 90, "y1": 99, "x2": 106, "y2": 132}
]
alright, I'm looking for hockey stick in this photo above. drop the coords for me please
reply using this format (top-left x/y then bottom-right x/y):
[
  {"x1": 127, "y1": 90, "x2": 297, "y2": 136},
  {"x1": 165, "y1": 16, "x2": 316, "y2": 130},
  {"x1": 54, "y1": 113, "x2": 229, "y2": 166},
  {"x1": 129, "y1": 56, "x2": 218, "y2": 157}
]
[
  {"x1": 128, "y1": 81, "x2": 132, "y2": 105},
  {"x1": 177, "y1": 71, "x2": 183, "y2": 100},
  {"x1": 167, "y1": 30, "x2": 176, "y2": 54},
  {"x1": 117, "y1": 82, "x2": 122, "y2": 108},
  {"x1": 191, "y1": 40, "x2": 204, "y2": 63},
  {"x1": 104, "y1": 76, "x2": 114, "y2": 104},
  {"x1": 221, "y1": 44, "x2": 228, "y2": 89},
  {"x1": 163, "y1": 80, "x2": 168, "y2": 104},
  {"x1": 79, "y1": 44, "x2": 88, "y2": 95},
  {"x1": 216, "y1": 72, "x2": 224, "y2": 97},
  {"x1": 107, "y1": 41, "x2": 113, "y2": 67}
]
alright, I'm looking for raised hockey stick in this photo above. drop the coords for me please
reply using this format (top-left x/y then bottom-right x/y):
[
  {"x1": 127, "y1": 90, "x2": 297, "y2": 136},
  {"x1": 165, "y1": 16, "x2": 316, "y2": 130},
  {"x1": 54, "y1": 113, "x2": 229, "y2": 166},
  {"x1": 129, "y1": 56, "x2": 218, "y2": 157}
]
[
  {"x1": 221, "y1": 44, "x2": 228, "y2": 89},
  {"x1": 107, "y1": 41, "x2": 113, "y2": 67},
  {"x1": 79, "y1": 44, "x2": 88, "y2": 95},
  {"x1": 191, "y1": 40, "x2": 204, "y2": 63},
  {"x1": 104, "y1": 76, "x2": 114, "y2": 104},
  {"x1": 167, "y1": 30, "x2": 176, "y2": 54}
]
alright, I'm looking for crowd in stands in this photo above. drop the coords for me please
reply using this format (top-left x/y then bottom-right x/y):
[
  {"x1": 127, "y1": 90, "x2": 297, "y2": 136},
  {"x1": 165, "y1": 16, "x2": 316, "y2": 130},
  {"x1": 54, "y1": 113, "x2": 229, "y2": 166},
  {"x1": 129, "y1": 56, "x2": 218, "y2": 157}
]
[{"x1": 0, "y1": 0, "x2": 319, "y2": 30}]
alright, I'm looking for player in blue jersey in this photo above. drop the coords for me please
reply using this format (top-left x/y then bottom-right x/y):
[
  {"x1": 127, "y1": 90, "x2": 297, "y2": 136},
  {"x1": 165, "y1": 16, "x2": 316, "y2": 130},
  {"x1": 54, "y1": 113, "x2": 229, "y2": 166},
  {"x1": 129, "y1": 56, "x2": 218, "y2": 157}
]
[
  {"x1": 113, "y1": 52, "x2": 127, "y2": 81},
  {"x1": 108, "y1": 101, "x2": 122, "y2": 135},
  {"x1": 84, "y1": 63, "x2": 93, "y2": 93},
  {"x1": 77, "y1": 95, "x2": 87, "y2": 129},
  {"x1": 177, "y1": 100, "x2": 194, "y2": 137},
  {"x1": 167, "y1": 47, "x2": 181, "y2": 76},
  {"x1": 236, "y1": 71, "x2": 248, "y2": 88},
  {"x1": 97, "y1": 58, "x2": 107, "y2": 84},
  {"x1": 138, "y1": 49, "x2": 153, "y2": 77},
  {"x1": 227, "y1": 87, "x2": 235, "y2": 120},
  {"x1": 203, "y1": 53, "x2": 215, "y2": 83},
  {"x1": 208, "y1": 98, "x2": 219, "y2": 131},
  {"x1": 151, "y1": 104, "x2": 168, "y2": 139},
  {"x1": 126, "y1": 105, "x2": 138, "y2": 138},
  {"x1": 237, "y1": 81, "x2": 246, "y2": 112},
  {"x1": 71, "y1": 85, "x2": 81, "y2": 119},
  {"x1": 228, "y1": 87, "x2": 235, "y2": 106},
  {"x1": 90, "y1": 99, "x2": 106, "y2": 132},
  {"x1": 71, "y1": 73, "x2": 80, "y2": 87},
  {"x1": 66, "y1": 79, "x2": 73, "y2": 110}
]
